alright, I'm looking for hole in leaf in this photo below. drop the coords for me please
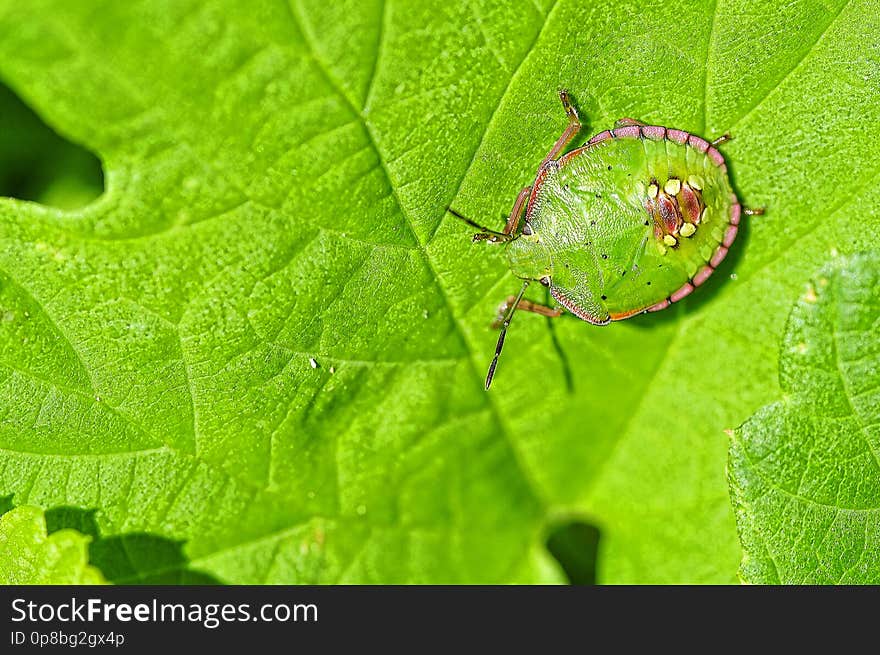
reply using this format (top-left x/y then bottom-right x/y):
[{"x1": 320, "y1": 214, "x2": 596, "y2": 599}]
[
  {"x1": 545, "y1": 520, "x2": 601, "y2": 585},
  {"x1": 0, "y1": 80, "x2": 103, "y2": 209}
]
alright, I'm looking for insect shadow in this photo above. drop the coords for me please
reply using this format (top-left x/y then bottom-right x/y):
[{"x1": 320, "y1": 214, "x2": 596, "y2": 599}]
[{"x1": 43, "y1": 505, "x2": 221, "y2": 585}]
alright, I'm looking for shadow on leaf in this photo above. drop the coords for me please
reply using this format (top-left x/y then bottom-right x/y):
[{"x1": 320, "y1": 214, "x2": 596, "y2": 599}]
[
  {"x1": 44, "y1": 506, "x2": 220, "y2": 585},
  {"x1": 545, "y1": 519, "x2": 601, "y2": 585},
  {"x1": 0, "y1": 80, "x2": 103, "y2": 210}
]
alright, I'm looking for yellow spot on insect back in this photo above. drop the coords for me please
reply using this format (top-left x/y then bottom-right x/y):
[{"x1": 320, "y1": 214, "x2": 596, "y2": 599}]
[
  {"x1": 680, "y1": 223, "x2": 696, "y2": 237},
  {"x1": 647, "y1": 183, "x2": 659, "y2": 198},
  {"x1": 664, "y1": 178, "x2": 681, "y2": 195},
  {"x1": 663, "y1": 234, "x2": 677, "y2": 247},
  {"x1": 687, "y1": 175, "x2": 703, "y2": 190},
  {"x1": 803, "y1": 285, "x2": 818, "y2": 303}
]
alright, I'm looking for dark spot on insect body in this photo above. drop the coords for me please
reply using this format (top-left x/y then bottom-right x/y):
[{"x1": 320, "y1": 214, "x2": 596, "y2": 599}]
[
  {"x1": 601, "y1": 254, "x2": 608, "y2": 259},
  {"x1": 601, "y1": 295, "x2": 607, "y2": 300},
  {"x1": 564, "y1": 262, "x2": 570, "y2": 269},
  {"x1": 646, "y1": 281, "x2": 652, "y2": 286},
  {"x1": 644, "y1": 220, "x2": 649, "y2": 226},
  {"x1": 595, "y1": 193, "x2": 602, "y2": 199},
  {"x1": 607, "y1": 165, "x2": 612, "y2": 171},
  {"x1": 590, "y1": 220, "x2": 596, "y2": 226}
]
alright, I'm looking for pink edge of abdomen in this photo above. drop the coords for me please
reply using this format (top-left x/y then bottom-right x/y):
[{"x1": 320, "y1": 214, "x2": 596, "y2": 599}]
[
  {"x1": 670, "y1": 283, "x2": 695, "y2": 303},
  {"x1": 588, "y1": 130, "x2": 612, "y2": 145},
  {"x1": 710, "y1": 246, "x2": 729, "y2": 268},
  {"x1": 706, "y1": 146, "x2": 725, "y2": 167},
  {"x1": 693, "y1": 265, "x2": 714, "y2": 287},
  {"x1": 730, "y1": 202, "x2": 741, "y2": 226},
  {"x1": 723, "y1": 224, "x2": 738, "y2": 247},
  {"x1": 666, "y1": 128, "x2": 688, "y2": 144},
  {"x1": 641, "y1": 125, "x2": 666, "y2": 140},
  {"x1": 647, "y1": 299, "x2": 670, "y2": 312},
  {"x1": 687, "y1": 134, "x2": 709, "y2": 152},
  {"x1": 612, "y1": 125, "x2": 641, "y2": 139}
]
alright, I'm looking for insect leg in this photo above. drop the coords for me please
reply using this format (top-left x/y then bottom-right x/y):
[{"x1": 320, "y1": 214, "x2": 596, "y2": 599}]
[
  {"x1": 540, "y1": 89, "x2": 582, "y2": 166},
  {"x1": 485, "y1": 280, "x2": 530, "y2": 389},
  {"x1": 503, "y1": 186, "x2": 532, "y2": 236},
  {"x1": 446, "y1": 206, "x2": 511, "y2": 243},
  {"x1": 492, "y1": 295, "x2": 563, "y2": 328},
  {"x1": 711, "y1": 133, "x2": 732, "y2": 146},
  {"x1": 614, "y1": 117, "x2": 646, "y2": 128},
  {"x1": 744, "y1": 206, "x2": 765, "y2": 216}
]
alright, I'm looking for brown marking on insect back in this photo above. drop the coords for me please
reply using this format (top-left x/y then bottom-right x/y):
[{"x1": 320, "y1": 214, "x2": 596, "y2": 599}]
[
  {"x1": 679, "y1": 184, "x2": 703, "y2": 225},
  {"x1": 667, "y1": 128, "x2": 688, "y2": 144},
  {"x1": 550, "y1": 286, "x2": 611, "y2": 325},
  {"x1": 641, "y1": 125, "x2": 666, "y2": 140},
  {"x1": 643, "y1": 197, "x2": 663, "y2": 240},
  {"x1": 657, "y1": 193, "x2": 681, "y2": 235}
]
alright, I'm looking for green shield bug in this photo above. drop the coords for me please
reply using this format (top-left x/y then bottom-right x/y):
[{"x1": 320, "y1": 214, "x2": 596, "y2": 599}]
[{"x1": 449, "y1": 90, "x2": 763, "y2": 388}]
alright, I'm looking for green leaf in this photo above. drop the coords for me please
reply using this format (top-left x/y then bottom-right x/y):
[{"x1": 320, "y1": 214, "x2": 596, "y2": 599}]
[
  {"x1": 0, "y1": 0, "x2": 877, "y2": 583},
  {"x1": 729, "y1": 253, "x2": 880, "y2": 584},
  {"x1": 0, "y1": 505, "x2": 106, "y2": 584}
]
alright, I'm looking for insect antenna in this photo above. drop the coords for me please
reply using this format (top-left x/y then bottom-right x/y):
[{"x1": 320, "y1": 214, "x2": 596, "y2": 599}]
[
  {"x1": 446, "y1": 206, "x2": 510, "y2": 242},
  {"x1": 485, "y1": 280, "x2": 530, "y2": 389}
]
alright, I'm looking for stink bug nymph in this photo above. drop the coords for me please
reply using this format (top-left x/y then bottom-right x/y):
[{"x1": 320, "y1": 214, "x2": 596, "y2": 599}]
[{"x1": 448, "y1": 90, "x2": 763, "y2": 389}]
